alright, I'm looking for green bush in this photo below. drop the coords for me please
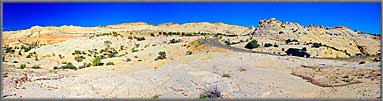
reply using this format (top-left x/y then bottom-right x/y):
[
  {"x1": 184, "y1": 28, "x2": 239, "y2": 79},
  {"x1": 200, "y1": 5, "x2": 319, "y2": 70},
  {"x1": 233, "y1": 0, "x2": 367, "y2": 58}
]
[
  {"x1": 199, "y1": 94, "x2": 208, "y2": 99},
  {"x1": 19, "y1": 64, "x2": 26, "y2": 69},
  {"x1": 92, "y1": 56, "x2": 103, "y2": 66},
  {"x1": 244, "y1": 40, "x2": 259, "y2": 49}
]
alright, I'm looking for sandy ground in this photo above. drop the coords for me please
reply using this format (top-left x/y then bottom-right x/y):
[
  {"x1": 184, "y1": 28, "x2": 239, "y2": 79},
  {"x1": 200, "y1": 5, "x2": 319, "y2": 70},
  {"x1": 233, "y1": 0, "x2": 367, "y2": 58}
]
[{"x1": 2, "y1": 51, "x2": 380, "y2": 99}]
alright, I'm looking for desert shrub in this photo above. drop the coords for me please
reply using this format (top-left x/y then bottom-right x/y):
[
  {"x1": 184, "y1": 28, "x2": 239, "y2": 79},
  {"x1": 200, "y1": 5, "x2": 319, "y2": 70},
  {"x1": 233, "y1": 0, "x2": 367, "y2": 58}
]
[
  {"x1": 279, "y1": 31, "x2": 284, "y2": 34},
  {"x1": 26, "y1": 53, "x2": 33, "y2": 58},
  {"x1": 61, "y1": 61, "x2": 70, "y2": 64},
  {"x1": 244, "y1": 40, "x2": 259, "y2": 49},
  {"x1": 125, "y1": 58, "x2": 132, "y2": 62},
  {"x1": 169, "y1": 39, "x2": 181, "y2": 44},
  {"x1": 359, "y1": 61, "x2": 366, "y2": 64},
  {"x1": 155, "y1": 51, "x2": 167, "y2": 60},
  {"x1": 74, "y1": 56, "x2": 86, "y2": 62},
  {"x1": 150, "y1": 33, "x2": 155, "y2": 37},
  {"x1": 199, "y1": 94, "x2": 208, "y2": 99},
  {"x1": 131, "y1": 48, "x2": 139, "y2": 53},
  {"x1": 128, "y1": 36, "x2": 133, "y2": 39},
  {"x1": 61, "y1": 63, "x2": 77, "y2": 70},
  {"x1": 32, "y1": 65, "x2": 41, "y2": 69},
  {"x1": 34, "y1": 54, "x2": 39, "y2": 61},
  {"x1": 112, "y1": 32, "x2": 123, "y2": 37},
  {"x1": 285, "y1": 39, "x2": 298, "y2": 44},
  {"x1": 106, "y1": 62, "x2": 115, "y2": 65},
  {"x1": 74, "y1": 50, "x2": 81, "y2": 55},
  {"x1": 19, "y1": 64, "x2": 26, "y2": 69},
  {"x1": 186, "y1": 51, "x2": 193, "y2": 55},
  {"x1": 78, "y1": 65, "x2": 85, "y2": 69},
  {"x1": 264, "y1": 43, "x2": 273, "y2": 47},
  {"x1": 153, "y1": 95, "x2": 161, "y2": 99},
  {"x1": 312, "y1": 43, "x2": 322, "y2": 48},
  {"x1": 13, "y1": 61, "x2": 18, "y2": 63},
  {"x1": 200, "y1": 86, "x2": 222, "y2": 99},
  {"x1": 85, "y1": 63, "x2": 92, "y2": 67},
  {"x1": 239, "y1": 67, "x2": 247, "y2": 72},
  {"x1": 4, "y1": 47, "x2": 15, "y2": 54},
  {"x1": 21, "y1": 45, "x2": 33, "y2": 52},
  {"x1": 273, "y1": 44, "x2": 279, "y2": 47},
  {"x1": 92, "y1": 56, "x2": 103, "y2": 66},
  {"x1": 222, "y1": 74, "x2": 230, "y2": 78},
  {"x1": 135, "y1": 44, "x2": 140, "y2": 48},
  {"x1": 134, "y1": 36, "x2": 145, "y2": 41}
]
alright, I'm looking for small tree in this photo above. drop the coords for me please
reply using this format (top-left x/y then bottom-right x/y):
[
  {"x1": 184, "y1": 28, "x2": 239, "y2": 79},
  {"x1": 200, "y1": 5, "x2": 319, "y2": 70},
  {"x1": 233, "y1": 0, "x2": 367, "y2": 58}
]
[{"x1": 244, "y1": 40, "x2": 259, "y2": 49}]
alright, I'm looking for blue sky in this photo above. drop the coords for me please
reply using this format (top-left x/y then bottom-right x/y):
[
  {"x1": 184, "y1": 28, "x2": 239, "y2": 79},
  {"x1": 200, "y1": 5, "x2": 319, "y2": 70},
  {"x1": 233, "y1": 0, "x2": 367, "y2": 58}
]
[{"x1": 3, "y1": 2, "x2": 381, "y2": 34}]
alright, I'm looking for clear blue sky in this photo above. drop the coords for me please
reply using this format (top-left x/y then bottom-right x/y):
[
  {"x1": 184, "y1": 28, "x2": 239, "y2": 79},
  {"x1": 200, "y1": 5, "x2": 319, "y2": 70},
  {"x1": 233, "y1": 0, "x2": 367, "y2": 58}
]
[{"x1": 3, "y1": 2, "x2": 381, "y2": 34}]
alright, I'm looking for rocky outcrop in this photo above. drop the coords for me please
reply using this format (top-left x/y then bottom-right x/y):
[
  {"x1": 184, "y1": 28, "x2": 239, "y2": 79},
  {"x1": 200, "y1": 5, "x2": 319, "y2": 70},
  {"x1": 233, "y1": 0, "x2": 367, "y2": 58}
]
[{"x1": 245, "y1": 18, "x2": 380, "y2": 58}]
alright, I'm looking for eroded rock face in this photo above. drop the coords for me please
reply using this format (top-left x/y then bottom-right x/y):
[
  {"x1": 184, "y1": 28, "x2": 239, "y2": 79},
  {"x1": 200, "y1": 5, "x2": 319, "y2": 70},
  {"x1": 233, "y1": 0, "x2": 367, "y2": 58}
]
[{"x1": 243, "y1": 18, "x2": 380, "y2": 58}]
